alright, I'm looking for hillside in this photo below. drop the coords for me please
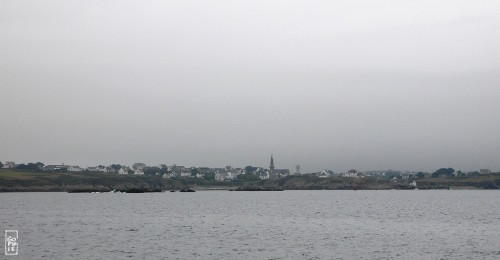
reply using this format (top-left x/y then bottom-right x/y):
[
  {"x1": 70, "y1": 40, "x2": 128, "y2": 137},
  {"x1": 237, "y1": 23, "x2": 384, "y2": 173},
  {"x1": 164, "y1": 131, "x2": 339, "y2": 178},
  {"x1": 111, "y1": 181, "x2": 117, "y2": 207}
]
[{"x1": 1, "y1": 169, "x2": 499, "y2": 192}]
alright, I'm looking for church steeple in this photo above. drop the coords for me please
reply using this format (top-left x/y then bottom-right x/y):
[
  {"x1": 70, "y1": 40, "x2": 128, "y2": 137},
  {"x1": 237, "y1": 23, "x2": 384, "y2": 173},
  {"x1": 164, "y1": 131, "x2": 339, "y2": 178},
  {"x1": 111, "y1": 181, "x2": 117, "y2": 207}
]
[{"x1": 270, "y1": 154, "x2": 275, "y2": 172}]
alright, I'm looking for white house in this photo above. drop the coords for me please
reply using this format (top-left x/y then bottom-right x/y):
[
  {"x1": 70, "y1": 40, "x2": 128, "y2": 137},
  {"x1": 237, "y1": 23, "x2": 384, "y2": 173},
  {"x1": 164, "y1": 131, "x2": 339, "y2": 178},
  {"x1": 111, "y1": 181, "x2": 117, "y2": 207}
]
[
  {"x1": 97, "y1": 165, "x2": 109, "y2": 173},
  {"x1": 180, "y1": 170, "x2": 191, "y2": 177},
  {"x1": 227, "y1": 171, "x2": 242, "y2": 179},
  {"x1": 259, "y1": 171, "x2": 269, "y2": 180},
  {"x1": 215, "y1": 172, "x2": 230, "y2": 181},
  {"x1": 134, "y1": 169, "x2": 144, "y2": 175},
  {"x1": 319, "y1": 170, "x2": 330, "y2": 178},
  {"x1": 67, "y1": 165, "x2": 82, "y2": 172},
  {"x1": 118, "y1": 167, "x2": 129, "y2": 175}
]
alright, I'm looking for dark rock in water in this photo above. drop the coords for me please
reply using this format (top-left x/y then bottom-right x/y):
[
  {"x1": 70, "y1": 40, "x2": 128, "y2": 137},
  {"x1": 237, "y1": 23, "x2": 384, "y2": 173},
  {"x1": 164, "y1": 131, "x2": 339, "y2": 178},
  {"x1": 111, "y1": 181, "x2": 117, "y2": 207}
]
[
  {"x1": 121, "y1": 188, "x2": 145, "y2": 193},
  {"x1": 235, "y1": 187, "x2": 283, "y2": 191},
  {"x1": 117, "y1": 188, "x2": 163, "y2": 193},
  {"x1": 68, "y1": 190, "x2": 92, "y2": 193},
  {"x1": 68, "y1": 188, "x2": 111, "y2": 193},
  {"x1": 68, "y1": 187, "x2": 164, "y2": 193},
  {"x1": 179, "y1": 189, "x2": 195, "y2": 192}
]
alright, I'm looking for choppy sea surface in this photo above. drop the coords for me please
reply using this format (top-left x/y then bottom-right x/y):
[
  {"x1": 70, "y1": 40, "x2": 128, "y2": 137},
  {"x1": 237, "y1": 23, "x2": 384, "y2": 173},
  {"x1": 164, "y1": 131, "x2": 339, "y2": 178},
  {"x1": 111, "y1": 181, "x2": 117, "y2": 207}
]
[{"x1": 1, "y1": 190, "x2": 499, "y2": 259}]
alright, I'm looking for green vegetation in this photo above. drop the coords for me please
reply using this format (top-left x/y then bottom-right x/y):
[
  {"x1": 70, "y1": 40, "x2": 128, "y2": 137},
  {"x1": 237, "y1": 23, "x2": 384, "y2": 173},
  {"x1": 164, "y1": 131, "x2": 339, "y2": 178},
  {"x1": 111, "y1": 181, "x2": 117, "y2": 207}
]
[
  {"x1": 245, "y1": 166, "x2": 258, "y2": 174},
  {"x1": 9, "y1": 162, "x2": 44, "y2": 172},
  {"x1": 110, "y1": 164, "x2": 122, "y2": 171},
  {"x1": 417, "y1": 175, "x2": 500, "y2": 189},
  {"x1": 203, "y1": 172, "x2": 215, "y2": 180},
  {"x1": 251, "y1": 175, "x2": 395, "y2": 190},
  {"x1": 190, "y1": 168, "x2": 199, "y2": 176},
  {"x1": 1, "y1": 168, "x2": 499, "y2": 192},
  {"x1": 236, "y1": 173, "x2": 260, "y2": 182},
  {"x1": 383, "y1": 170, "x2": 402, "y2": 179},
  {"x1": 416, "y1": 172, "x2": 425, "y2": 178},
  {"x1": 0, "y1": 169, "x2": 173, "y2": 192},
  {"x1": 432, "y1": 168, "x2": 455, "y2": 178}
]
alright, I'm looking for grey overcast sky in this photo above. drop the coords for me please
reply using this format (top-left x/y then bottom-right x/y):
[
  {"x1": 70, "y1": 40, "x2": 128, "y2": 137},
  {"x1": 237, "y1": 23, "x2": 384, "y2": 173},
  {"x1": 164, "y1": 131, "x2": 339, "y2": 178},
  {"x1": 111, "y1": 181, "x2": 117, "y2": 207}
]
[{"x1": 1, "y1": 1, "x2": 500, "y2": 173}]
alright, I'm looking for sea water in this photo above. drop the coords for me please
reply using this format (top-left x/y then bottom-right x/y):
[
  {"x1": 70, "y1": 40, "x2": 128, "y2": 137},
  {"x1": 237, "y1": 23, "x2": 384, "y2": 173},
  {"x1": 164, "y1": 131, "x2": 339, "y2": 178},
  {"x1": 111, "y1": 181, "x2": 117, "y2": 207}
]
[{"x1": 1, "y1": 190, "x2": 499, "y2": 259}]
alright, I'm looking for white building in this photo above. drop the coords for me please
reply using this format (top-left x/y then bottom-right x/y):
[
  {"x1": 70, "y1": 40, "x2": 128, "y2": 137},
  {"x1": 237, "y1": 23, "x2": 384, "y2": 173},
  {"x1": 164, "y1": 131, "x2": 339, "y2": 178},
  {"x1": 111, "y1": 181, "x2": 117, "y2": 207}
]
[
  {"x1": 67, "y1": 165, "x2": 83, "y2": 172},
  {"x1": 180, "y1": 170, "x2": 191, "y2": 177},
  {"x1": 344, "y1": 169, "x2": 358, "y2": 178},
  {"x1": 215, "y1": 172, "x2": 230, "y2": 181},
  {"x1": 319, "y1": 170, "x2": 330, "y2": 178},
  {"x1": 97, "y1": 165, "x2": 109, "y2": 173},
  {"x1": 259, "y1": 171, "x2": 269, "y2": 180},
  {"x1": 228, "y1": 170, "x2": 242, "y2": 179},
  {"x1": 118, "y1": 167, "x2": 130, "y2": 175}
]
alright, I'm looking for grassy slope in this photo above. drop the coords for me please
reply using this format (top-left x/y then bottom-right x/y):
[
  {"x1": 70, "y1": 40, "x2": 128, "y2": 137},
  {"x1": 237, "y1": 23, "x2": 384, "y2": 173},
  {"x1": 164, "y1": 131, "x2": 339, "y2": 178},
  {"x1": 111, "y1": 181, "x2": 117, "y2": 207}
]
[
  {"x1": 0, "y1": 169, "x2": 171, "y2": 191},
  {"x1": 1, "y1": 169, "x2": 499, "y2": 191},
  {"x1": 416, "y1": 175, "x2": 500, "y2": 189}
]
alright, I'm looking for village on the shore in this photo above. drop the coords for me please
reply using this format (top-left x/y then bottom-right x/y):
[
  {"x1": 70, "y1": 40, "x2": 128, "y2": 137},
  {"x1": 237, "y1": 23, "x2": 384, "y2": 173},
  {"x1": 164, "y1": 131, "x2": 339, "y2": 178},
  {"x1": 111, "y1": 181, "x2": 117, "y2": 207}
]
[{"x1": 1, "y1": 155, "x2": 496, "y2": 182}]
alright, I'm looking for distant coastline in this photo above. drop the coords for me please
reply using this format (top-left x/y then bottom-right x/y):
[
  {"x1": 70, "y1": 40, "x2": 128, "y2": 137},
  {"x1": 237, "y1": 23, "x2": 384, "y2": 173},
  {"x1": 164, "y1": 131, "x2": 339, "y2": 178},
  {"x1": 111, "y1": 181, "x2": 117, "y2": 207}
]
[{"x1": 1, "y1": 169, "x2": 498, "y2": 192}]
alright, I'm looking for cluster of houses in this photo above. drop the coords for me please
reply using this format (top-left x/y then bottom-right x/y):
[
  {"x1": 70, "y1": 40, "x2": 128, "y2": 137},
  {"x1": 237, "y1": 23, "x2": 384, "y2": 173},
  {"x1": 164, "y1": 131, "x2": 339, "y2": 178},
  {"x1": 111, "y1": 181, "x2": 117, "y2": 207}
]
[
  {"x1": 309, "y1": 168, "x2": 496, "y2": 179},
  {"x1": 219, "y1": 167, "x2": 292, "y2": 181},
  {"x1": 310, "y1": 169, "x2": 428, "y2": 179},
  {"x1": 0, "y1": 156, "x2": 294, "y2": 181},
  {"x1": 311, "y1": 169, "x2": 360, "y2": 178},
  {"x1": 1, "y1": 160, "x2": 495, "y2": 181}
]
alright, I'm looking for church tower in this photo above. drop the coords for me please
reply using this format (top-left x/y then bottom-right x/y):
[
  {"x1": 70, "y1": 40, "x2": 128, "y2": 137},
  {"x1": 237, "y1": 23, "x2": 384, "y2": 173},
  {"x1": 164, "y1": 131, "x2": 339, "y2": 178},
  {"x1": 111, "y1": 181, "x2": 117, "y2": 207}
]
[{"x1": 269, "y1": 155, "x2": 275, "y2": 174}]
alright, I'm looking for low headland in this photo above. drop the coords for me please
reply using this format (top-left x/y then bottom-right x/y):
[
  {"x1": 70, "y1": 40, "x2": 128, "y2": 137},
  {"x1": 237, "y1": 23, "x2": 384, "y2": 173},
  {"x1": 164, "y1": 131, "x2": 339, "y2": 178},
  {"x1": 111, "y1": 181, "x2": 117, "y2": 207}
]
[{"x1": 1, "y1": 169, "x2": 499, "y2": 192}]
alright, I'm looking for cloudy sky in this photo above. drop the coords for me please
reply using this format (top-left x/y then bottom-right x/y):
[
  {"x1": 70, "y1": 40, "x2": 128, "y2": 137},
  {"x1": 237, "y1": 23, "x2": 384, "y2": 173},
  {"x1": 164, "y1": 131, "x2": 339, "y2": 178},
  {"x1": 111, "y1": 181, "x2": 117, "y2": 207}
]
[{"x1": 1, "y1": 0, "x2": 499, "y2": 173}]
